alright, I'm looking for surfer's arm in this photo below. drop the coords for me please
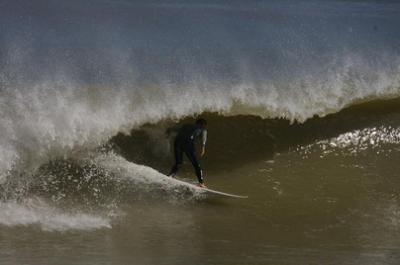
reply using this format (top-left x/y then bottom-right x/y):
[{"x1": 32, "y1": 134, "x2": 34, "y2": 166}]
[{"x1": 200, "y1": 130, "x2": 207, "y2": 157}]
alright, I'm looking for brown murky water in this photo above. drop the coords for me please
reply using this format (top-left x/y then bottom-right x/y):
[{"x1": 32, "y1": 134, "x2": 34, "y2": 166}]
[{"x1": 2, "y1": 126, "x2": 400, "y2": 265}]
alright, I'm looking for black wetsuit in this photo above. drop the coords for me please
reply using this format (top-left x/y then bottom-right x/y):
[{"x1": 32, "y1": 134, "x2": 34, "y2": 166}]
[{"x1": 168, "y1": 124, "x2": 207, "y2": 183}]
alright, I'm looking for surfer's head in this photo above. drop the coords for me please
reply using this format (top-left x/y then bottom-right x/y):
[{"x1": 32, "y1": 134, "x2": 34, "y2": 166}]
[{"x1": 196, "y1": 118, "x2": 207, "y2": 128}]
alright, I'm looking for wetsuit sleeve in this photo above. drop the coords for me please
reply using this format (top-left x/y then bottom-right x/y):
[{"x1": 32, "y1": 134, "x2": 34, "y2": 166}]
[{"x1": 202, "y1": 130, "x2": 207, "y2": 147}]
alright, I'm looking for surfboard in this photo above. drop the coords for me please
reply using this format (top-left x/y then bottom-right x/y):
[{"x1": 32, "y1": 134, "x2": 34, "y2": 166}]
[{"x1": 160, "y1": 174, "x2": 248, "y2": 199}]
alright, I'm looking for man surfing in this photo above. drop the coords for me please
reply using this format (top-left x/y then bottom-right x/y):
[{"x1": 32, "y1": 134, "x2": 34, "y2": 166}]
[{"x1": 168, "y1": 118, "x2": 208, "y2": 188}]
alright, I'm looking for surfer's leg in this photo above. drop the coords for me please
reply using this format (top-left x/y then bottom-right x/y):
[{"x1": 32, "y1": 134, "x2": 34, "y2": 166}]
[
  {"x1": 168, "y1": 144, "x2": 183, "y2": 177},
  {"x1": 184, "y1": 147, "x2": 203, "y2": 184}
]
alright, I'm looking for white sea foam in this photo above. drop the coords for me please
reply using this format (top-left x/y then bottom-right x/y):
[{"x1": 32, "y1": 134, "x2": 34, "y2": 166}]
[
  {"x1": 92, "y1": 152, "x2": 205, "y2": 199},
  {"x1": 0, "y1": 199, "x2": 111, "y2": 231}
]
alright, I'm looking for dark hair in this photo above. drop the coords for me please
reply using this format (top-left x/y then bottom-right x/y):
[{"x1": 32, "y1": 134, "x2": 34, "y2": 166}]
[{"x1": 196, "y1": 118, "x2": 207, "y2": 126}]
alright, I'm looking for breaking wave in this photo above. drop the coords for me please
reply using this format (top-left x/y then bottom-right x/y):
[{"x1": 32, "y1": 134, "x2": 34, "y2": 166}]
[{"x1": 0, "y1": 0, "x2": 399, "y2": 230}]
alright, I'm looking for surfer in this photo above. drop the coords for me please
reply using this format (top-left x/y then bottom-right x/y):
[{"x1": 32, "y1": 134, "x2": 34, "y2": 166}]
[{"x1": 168, "y1": 118, "x2": 208, "y2": 188}]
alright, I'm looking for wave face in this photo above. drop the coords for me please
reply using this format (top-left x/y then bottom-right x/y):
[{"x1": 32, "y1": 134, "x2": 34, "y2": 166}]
[{"x1": 0, "y1": 0, "x2": 400, "y2": 230}]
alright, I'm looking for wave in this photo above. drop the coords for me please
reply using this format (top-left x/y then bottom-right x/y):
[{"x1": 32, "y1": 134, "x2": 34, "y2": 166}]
[
  {"x1": 0, "y1": 0, "x2": 400, "y2": 230},
  {"x1": 0, "y1": 83, "x2": 398, "y2": 231},
  {"x1": 112, "y1": 97, "x2": 400, "y2": 172},
  {"x1": 1, "y1": 68, "x2": 399, "y2": 179},
  {"x1": 1, "y1": 0, "x2": 399, "y2": 178}
]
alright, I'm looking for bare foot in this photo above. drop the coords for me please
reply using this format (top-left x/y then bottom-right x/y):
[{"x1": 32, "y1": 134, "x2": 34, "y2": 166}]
[{"x1": 198, "y1": 183, "x2": 207, "y2": 188}]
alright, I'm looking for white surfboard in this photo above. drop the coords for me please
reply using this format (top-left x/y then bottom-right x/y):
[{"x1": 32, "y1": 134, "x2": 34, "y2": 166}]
[{"x1": 160, "y1": 174, "x2": 248, "y2": 199}]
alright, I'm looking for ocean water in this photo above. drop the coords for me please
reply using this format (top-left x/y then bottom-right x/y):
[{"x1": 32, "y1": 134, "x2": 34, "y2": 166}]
[{"x1": 0, "y1": 0, "x2": 400, "y2": 264}]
